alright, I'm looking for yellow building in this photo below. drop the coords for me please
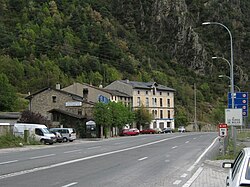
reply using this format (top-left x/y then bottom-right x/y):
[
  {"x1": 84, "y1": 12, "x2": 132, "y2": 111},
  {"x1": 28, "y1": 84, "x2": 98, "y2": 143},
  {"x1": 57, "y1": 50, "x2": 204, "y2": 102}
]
[{"x1": 105, "y1": 80, "x2": 175, "y2": 130}]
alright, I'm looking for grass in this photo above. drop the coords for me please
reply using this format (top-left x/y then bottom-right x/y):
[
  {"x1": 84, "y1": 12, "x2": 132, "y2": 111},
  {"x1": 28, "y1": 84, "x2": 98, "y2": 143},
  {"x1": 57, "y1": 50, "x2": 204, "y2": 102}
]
[
  {"x1": 0, "y1": 133, "x2": 40, "y2": 149},
  {"x1": 216, "y1": 131, "x2": 248, "y2": 160}
]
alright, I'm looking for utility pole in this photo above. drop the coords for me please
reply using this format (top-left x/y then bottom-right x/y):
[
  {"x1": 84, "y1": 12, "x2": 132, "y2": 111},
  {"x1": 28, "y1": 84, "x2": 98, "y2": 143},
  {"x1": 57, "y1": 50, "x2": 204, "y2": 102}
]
[{"x1": 194, "y1": 83, "x2": 197, "y2": 131}]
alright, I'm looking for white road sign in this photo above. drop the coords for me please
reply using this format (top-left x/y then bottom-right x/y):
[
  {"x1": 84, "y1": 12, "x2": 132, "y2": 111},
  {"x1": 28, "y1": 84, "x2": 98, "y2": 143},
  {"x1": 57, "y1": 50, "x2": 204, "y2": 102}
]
[{"x1": 225, "y1": 108, "x2": 243, "y2": 126}]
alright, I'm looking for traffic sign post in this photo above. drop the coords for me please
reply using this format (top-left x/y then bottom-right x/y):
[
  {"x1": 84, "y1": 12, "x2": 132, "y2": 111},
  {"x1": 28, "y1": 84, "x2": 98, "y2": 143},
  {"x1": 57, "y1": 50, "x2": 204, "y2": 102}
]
[{"x1": 218, "y1": 123, "x2": 228, "y2": 137}]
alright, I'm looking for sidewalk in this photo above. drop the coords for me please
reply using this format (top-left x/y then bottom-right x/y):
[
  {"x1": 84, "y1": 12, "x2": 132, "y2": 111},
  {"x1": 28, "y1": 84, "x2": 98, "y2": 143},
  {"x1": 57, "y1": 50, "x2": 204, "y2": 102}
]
[{"x1": 184, "y1": 159, "x2": 229, "y2": 187}]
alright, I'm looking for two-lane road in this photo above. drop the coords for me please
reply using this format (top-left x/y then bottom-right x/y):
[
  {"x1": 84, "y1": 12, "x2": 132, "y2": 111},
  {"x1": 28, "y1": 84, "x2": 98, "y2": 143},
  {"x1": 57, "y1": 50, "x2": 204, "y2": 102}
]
[{"x1": 0, "y1": 132, "x2": 218, "y2": 187}]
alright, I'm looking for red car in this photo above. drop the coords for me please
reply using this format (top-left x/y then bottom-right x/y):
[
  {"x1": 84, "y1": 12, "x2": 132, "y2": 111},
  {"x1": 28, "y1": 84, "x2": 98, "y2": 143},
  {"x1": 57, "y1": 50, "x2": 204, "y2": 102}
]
[
  {"x1": 120, "y1": 129, "x2": 139, "y2": 136},
  {"x1": 140, "y1": 128, "x2": 156, "y2": 134}
]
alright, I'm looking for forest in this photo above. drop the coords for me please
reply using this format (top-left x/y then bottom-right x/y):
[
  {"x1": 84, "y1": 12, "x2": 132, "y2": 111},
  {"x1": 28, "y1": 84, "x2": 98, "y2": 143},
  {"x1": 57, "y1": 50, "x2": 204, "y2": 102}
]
[{"x1": 1, "y1": 0, "x2": 250, "y2": 127}]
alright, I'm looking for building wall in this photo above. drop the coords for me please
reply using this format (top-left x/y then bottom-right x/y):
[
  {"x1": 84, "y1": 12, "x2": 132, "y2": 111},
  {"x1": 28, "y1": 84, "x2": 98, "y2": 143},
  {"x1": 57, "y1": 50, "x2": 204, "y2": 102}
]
[
  {"x1": 29, "y1": 88, "x2": 81, "y2": 120},
  {"x1": 106, "y1": 81, "x2": 175, "y2": 129}
]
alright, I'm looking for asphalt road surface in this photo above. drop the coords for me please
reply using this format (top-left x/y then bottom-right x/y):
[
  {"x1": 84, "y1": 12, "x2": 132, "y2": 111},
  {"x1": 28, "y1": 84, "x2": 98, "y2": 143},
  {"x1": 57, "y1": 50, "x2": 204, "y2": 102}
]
[{"x1": 0, "y1": 132, "x2": 218, "y2": 187}]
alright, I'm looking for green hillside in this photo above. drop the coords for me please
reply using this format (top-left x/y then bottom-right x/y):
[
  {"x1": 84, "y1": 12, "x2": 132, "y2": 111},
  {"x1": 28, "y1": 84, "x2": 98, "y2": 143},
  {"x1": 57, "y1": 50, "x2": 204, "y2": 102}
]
[{"x1": 1, "y1": 0, "x2": 250, "y2": 127}]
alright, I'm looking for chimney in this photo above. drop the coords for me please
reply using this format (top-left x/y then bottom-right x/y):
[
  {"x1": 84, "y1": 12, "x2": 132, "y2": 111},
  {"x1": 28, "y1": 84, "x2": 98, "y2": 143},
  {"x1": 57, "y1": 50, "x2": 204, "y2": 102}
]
[{"x1": 56, "y1": 83, "x2": 61, "y2": 90}]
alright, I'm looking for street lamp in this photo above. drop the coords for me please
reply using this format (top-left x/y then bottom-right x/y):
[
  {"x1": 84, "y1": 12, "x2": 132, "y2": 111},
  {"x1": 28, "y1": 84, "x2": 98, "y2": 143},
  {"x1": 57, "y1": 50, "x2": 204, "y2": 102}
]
[
  {"x1": 203, "y1": 21, "x2": 236, "y2": 155},
  {"x1": 212, "y1": 56, "x2": 231, "y2": 69},
  {"x1": 218, "y1": 75, "x2": 240, "y2": 92},
  {"x1": 202, "y1": 22, "x2": 234, "y2": 109}
]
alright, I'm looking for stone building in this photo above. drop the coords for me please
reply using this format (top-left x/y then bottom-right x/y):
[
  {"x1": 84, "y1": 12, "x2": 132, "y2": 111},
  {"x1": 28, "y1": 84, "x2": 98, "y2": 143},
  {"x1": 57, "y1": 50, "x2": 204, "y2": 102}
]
[
  {"x1": 105, "y1": 80, "x2": 175, "y2": 130},
  {"x1": 26, "y1": 86, "x2": 94, "y2": 137}
]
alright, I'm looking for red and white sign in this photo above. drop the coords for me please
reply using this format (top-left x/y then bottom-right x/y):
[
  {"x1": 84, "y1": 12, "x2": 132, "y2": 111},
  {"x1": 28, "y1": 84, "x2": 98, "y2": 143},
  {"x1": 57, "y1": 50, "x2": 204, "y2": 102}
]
[{"x1": 218, "y1": 123, "x2": 228, "y2": 137}]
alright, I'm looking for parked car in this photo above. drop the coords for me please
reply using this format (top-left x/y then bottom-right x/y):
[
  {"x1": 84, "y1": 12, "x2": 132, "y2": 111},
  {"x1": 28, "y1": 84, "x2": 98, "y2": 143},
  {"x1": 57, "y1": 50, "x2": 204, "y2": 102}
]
[
  {"x1": 178, "y1": 126, "x2": 186, "y2": 133},
  {"x1": 161, "y1": 127, "x2": 173, "y2": 133},
  {"x1": 222, "y1": 147, "x2": 250, "y2": 187},
  {"x1": 140, "y1": 128, "x2": 156, "y2": 134},
  {"x1": 50, "y1": 131, "x2": 64, "y2": 143},
  {"x1": 120, "y1": 128, "x2": 139, "y2": 136},
  {"x1": 14, "y1": 123, "x2": 56, "y2": 144},
  {"x1": 154, "y1": 128, "x2": 162, "y2": 133},
  {"x1": 49, "y1": 128, "x2": 76, "y2": 142}
]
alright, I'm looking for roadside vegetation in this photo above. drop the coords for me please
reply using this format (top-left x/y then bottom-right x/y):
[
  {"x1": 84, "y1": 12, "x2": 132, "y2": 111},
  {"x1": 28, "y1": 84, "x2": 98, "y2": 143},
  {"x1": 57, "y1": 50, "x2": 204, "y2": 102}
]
[
  {"x1": 0, "y1": 134, "x2": 40, "y2": 149},
  {"x1": 216, "y1": 130, "x2": 250, "y2": 160}
]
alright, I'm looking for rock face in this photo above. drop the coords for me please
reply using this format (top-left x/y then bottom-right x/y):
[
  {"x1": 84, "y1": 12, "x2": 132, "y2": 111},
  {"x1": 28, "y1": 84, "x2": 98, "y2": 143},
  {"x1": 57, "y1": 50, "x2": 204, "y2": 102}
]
[{"x1": 112, "y1": 0, "x2": 249, "y2": 81}]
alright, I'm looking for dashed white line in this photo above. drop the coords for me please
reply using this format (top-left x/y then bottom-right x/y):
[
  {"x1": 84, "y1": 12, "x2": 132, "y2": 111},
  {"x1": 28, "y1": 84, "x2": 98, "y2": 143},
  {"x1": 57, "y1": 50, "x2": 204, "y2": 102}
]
[
  {"x1": 0, "y1": 135, "x2": 184, "y2": 180},
  {"x1": 64, "y1": 149, "x2": 81, "y2": 154},
  {"x1": 173, "y1": 180, "x2": 182, "y2": 185},
  {"x1": 0, "y1": 160, "x2": 18, "y2": 165},
  {"x1": 87, "y1": 146, "x2": 101, "y2": 150},
  {"x1": 181, "y1": 173, "x2": 188, "y2": 178},
  {"x1": 29, "y1": 154, "x2": 55, "y2": 160},
  {"x1": 172, "y1": 146, "x2": 178, "y2": 149},
  {"x1": 193, "y1": 138, "x2": 196, "y2": 140},
  {"x1": 138, "y1": 157, "x2": 148, "y2": 161},
  {"x1": 185, "y1": 141, "x2": 189, "y2": 144},
  {"x1": 61, "y1": 182, "x2": 78, "y2": 187}
]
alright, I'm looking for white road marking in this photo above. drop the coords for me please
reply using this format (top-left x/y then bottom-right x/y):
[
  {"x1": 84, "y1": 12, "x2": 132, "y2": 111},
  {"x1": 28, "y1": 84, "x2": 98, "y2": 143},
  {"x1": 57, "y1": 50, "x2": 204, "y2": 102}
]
[
  {"x1": 187, "y1": 137, "x2": 218, "y2": 172},
  {"x1": 181, "y1": 173, "x2": 188, "y2": 178},
  {"x1": 165, "y1": 159, "x2": 170, "y2": 163},
  {"x1": 114, "y1": 142, "x2": 123, "y2": 145},
  {"x1": 138, "y1": 157, "x2": 148, "y2": 161},
  {"x1": 64, "y1": 149, "x2": 81, "y2": 154},
  {"x1": 0, "y1": 160, "x2": 18, "y2": 165},
  {"x1": 0, "y1": 135, "x2": 186, "y2": 180},
  {"x1": 173, "y1": 180, "x2": 182, "y2": 185},
  {"x1": 87, "y1": 146, "x2": 101, "y2": 150},
  {"x1": 172, "y1": 146, "x2": 178, "y2": 149},
  {"x1": 182, "y1": 167, "x2": 203, "y2": 187},
  {"x1": 29, "y1": 154, "x2": 55, "y2": 160},
  {"x1": 185, "y1": 141, "x2": 189, "y2": 143},
  {"x1": 193, "y1": 138, "x2": 196, "y2": 140},
  {"x1": 61, "y1": 182, "x2": 78, "y2": 187}
]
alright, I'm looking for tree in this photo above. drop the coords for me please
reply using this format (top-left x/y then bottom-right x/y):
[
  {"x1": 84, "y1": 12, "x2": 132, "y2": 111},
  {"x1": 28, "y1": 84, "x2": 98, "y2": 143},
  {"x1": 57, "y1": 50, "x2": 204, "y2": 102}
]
[
  {"x1": 0, "y1": 73, "x2": 18, "y2": 111},
  {"x1": 93, "y1": 102, "x2": 112, "y2": 138},
  {"x1": 134, "y1": 105, "x2": 153, "y2": 129},
  {"x1": 19, "y1": 110, "x2": 51, "y2": 127}
]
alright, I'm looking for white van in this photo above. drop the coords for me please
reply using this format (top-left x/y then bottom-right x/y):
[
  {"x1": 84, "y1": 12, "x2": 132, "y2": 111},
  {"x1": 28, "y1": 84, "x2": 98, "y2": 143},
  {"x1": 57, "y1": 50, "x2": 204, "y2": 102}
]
[
  {"x1": 49, "y1": 128, "x2": 76, "y2": 142},
  {"x1": 14, "y1": 123, "x2": 56, "y2": 144}
]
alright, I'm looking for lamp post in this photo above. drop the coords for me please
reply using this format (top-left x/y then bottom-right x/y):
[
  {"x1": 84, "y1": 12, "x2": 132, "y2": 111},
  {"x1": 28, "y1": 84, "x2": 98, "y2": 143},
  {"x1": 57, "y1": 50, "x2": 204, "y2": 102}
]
[
  {"x1": 218, "y1": 75, "x2": 240, "y2": 92},
  {"x1": 203, "y1": 21, "x2": 236, "y2": 155},
  {"x1": 212, "y1": 56, "x2": 231, "y2": 69},
  {"x1": 203, "y1": 22, "x2": 234, "y2": 109}
]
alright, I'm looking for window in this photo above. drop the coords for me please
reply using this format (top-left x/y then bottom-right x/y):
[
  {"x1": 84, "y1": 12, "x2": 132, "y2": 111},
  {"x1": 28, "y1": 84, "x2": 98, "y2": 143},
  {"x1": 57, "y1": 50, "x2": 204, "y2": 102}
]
[
  {"x1": 146, "y1": 91, "x2": 148, "y2": 95},
  {"x1": 167, "y1": 99, "x2": 170, "y2": 107},
  {"x1": 52, "y1": 113, "x2": 60, "y2": 121},
  {"x1": 52, "y1": 96, "x2": 57, "y2": 103},
  {"x1": 138, "y1": 90, "x2": 140, "y2": 94},
  {"x1": 168, "y1": 110, "x2": 170, "y2": 118},
  {"x1": 160, "y1": 92, "x2": 162, "y2": 95},
  {"x1": 153, "y1": 88, "x2": 156, "y2": 95},
  {"x1": 154, "y1": 110, "x2": 157, "y2": 117},
  {"x1": 160, "y1": 98, "x2": 163, "y2": 107},
  {"x1": 78, "y1": 109, "x2": 82, "y2": 115},
  {"x1": 146, "y1": 97, "x2": 149, "y2": 107},
  {"x1": 232, "y1": 151, "x2": 244, "y2": 180},
  {"x1": 160, "y1": 110, "x2": 163, "y2": 119},
  {"x1": 155, "y1": 98, "x2": 157, "y2": 106},
  {"x1": 167, "y1": 92, "x2": 170, "y2": 96},
  {"x1": 137, "y1": 97, "x2": 141, "y2": 106}
]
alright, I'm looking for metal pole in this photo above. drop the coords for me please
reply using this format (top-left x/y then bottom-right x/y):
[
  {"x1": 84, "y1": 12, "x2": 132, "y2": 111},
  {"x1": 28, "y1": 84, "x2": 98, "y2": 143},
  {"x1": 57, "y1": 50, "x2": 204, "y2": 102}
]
[
  {"x1": 202, "y1": 22, "x2": 235, "y2": 155},
  {"x1": 194, "y1": 83, "x2": 197, "y2": 131}
]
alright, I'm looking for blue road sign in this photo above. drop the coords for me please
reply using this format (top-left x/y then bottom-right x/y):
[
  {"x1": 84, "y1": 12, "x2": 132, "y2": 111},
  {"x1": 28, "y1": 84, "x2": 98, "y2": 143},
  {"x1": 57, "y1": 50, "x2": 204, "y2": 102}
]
[{"x1": 228, "y1": 92, "x2": 248, "y2": 117}]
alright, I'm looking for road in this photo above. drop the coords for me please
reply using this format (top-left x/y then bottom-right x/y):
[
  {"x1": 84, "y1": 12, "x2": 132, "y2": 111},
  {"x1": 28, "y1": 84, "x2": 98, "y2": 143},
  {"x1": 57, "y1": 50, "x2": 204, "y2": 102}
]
[{"x1": 0, "y1": 132, "x2": 218, "y2": 187}]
